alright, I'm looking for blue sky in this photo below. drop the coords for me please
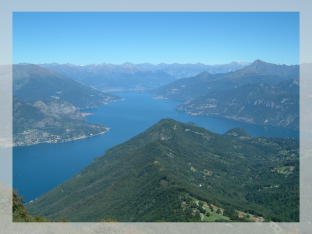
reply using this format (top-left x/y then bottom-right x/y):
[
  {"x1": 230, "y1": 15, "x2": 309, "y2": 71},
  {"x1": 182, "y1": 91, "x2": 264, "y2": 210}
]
[{"x1": 13, "y1": 12, "x2": 299, "y2": 65}]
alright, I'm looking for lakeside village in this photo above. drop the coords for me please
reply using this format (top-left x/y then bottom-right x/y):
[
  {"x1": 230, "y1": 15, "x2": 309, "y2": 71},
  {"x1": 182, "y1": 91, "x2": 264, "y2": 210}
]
[{"x1": 13, "y1": 125, "x2": 109, "y2": 147}]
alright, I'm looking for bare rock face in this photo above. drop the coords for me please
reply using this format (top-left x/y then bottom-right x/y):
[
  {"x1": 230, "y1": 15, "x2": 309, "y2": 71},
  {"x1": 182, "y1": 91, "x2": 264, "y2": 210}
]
[
  {"x1": 32, "y1": 100, "x2": 85, "y2": 128},
  {"x1": 33, "y1": 100, "x2": 85, "y2": 120}
]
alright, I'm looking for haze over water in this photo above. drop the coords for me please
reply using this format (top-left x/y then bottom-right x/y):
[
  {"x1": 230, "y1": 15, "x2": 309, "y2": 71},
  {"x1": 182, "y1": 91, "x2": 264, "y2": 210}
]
[{"x1": 13, "y1": 92, "x2": 299, "y2": 201}]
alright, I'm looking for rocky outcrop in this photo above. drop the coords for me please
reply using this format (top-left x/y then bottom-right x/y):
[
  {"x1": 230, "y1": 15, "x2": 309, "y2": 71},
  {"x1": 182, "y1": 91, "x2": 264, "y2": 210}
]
[
  {"x1": 33, "y1": 100, "x2": 84, "y2": 120},
  {"x1": 32, "y1": 100, "x2": 85, "y2": 128}
]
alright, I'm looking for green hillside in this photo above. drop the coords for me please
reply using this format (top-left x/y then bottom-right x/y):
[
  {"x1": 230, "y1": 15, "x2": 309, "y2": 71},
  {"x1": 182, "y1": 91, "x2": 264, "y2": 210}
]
[{"x1": 26, "y1": 119, "x2": 299, "y2": 222}]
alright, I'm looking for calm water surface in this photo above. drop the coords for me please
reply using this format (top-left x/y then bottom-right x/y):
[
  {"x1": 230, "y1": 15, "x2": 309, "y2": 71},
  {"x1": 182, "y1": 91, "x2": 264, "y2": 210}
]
[{"x1": 13, "y1": 92, "x2": 299, "y2": 201}]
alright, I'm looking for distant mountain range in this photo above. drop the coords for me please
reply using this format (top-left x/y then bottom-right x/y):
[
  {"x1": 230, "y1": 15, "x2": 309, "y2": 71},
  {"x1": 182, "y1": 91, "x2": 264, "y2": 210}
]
[
  {"x1": 31, "y1": 61, "x2": 252, "y2": 92},
  {"x1": 13, "y1": 64, "x2": 122, "y2": 108},
  {"x1": 18, "y1": 60, "x2": 299, "y2": 94},
  {"x1": 149, "y1": 70, "x2": 284, "y2": 101},
  {"x1": 26, "y1": 119, "x2": 299, "y2": 222},
  {"x1": 36, "y1": 63, "x2": 177, "y2": 92},
  {"x1": 134, "y1": 61, "x2": 251, "y2": 78},
  {"x1": 13, "y1": 59, "x2": 300, "y2": 133},
  {"x1": 148, "y1": 60, "x2": 299, "y2": 129},
  {"x1": 14, "y1": 59, "x2": 300, "y2": 131}
]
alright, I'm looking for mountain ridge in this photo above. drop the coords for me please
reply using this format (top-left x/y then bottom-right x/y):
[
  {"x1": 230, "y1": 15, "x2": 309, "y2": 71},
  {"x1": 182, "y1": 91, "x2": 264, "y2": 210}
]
[
  {"x1": 13, "y1": 64, "x2": 122, "y2": 108},
  {"x1": 149, "y1": 69, "x2": 284, "y2": 101},
  {"x1": 36, "y1": 63, "x2": 177, "y2": 92},
  {"x1": 26, "y1": 119, "x2": 299, "y2": 222},
  {"x1": 240, "y1": 59, "x2": 299, "y2": 80},
  {"x1": 175, "y1": 80, "x2": 299, "y2": 130}
]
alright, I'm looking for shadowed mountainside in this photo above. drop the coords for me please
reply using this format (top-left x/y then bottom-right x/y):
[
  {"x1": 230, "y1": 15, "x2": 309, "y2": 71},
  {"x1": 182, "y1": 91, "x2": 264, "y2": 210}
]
[{"x1": 13, "y1": 64, "x2": 122, "y2": 108}]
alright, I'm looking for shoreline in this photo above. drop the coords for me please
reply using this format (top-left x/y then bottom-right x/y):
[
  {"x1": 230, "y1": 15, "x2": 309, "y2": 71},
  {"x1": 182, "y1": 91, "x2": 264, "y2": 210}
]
[
  {"x1": 11, "y1": 129, "x2": 109, "y2": 148},
  {"x1": 181, "y1": 110, "x2": 299, "y2": 132}
]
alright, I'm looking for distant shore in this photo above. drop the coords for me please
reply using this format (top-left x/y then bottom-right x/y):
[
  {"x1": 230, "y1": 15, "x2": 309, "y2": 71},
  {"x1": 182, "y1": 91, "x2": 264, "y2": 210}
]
[{"x1": 12, "y1": 128, "x2": 109, "y2": 148}]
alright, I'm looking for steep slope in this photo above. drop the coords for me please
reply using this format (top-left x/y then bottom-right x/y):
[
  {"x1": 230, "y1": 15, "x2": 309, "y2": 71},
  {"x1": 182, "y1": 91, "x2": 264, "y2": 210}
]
[
  {"x1": 175, "y1": 81, "x2": 299, "y2": 130},
  {"x1": 274, "y1": 78, "x2": 299, "y2": 94},
  {"x1": 13, "y1": 96, "x2": 109, "y2": 146},
  {"x1": 240, "y1": 59, "x2": 299, "y2": 80},
  {"x1": 13, "y1": 64, "x2": 121, "y2": 108},
  {"x1": 150, "y1": 70, "x2": 283, "y2": 101},
  {"x1": 26, "y1": 119, "x2": 299, "y2": 222}
]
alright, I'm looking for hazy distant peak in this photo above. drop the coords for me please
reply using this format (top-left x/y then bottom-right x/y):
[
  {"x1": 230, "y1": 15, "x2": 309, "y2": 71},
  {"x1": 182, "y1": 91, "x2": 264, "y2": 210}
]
[
  {"x1": 240, "y1": 59, "x2": 299, "y2": 80},
  {"x1": 250, "y1": 59, "x2": 290, "y2": 66},
  {"x1": 254, "y1": 59, "x2": 264, "y2": 63},
  {"x1": 17, "y1": 62, "x2": 32, "y2": 66},
  {"x1": 233, "y1": 61, "x2": 251, "y2": 65},
  {"x1": 35, "y1": 61, "x2": 252, "y2": 79},
  {"x1": 122, "y1": 62, "x2": 137, "y2": 67},
  {"x1": 65, "y1": 63, "x2": 76, "y2": 67},
  {"x1": 139, "y1": 62, "x2": 154, "y2": 65}
]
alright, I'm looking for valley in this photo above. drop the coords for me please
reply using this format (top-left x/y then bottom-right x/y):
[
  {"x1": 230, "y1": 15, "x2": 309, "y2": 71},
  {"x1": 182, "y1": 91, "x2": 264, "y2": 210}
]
[{"x1": 13, "y1": 59, "x2": 300, "y2": 223}]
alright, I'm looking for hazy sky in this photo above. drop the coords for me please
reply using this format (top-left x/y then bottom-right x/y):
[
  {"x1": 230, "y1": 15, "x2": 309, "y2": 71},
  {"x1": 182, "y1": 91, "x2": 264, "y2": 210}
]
[{"x1": 13, "y1": 12, "x2": 299, "y2": 65}]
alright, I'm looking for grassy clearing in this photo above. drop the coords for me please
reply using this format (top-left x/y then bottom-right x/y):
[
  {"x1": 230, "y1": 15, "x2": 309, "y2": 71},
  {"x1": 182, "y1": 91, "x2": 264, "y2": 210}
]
[
  {"x1": 190, "y1": 197, "x2": 257, "y2": 222},
  {"x1": 278, "y1": 150, "x2": 289, "y2": 155},
  {"x1": 236, "y1": 210, "x2": 254, "y2": 219},
  {"x1": 277, "y1": 166, "x2": 295, "y2": 175},
  {"x1": 191, "y1": 197, "x2": 229, "y2": 222}
]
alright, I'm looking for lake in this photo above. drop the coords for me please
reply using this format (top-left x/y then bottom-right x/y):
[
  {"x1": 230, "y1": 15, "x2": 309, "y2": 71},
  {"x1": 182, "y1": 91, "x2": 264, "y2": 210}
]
[{"x1": 13, "y1": 92, "x2": 299, "y2": 202}]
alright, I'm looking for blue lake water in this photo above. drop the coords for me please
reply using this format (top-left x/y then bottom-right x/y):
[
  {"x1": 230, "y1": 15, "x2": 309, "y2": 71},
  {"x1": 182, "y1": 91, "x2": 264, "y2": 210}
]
[{"x1": 13, "y1": 92, "x2": 299, "y2": 202}]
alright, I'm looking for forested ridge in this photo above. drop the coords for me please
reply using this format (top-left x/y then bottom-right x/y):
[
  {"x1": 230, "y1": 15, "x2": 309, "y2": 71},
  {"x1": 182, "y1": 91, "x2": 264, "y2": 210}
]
[{"x1": 26, "y1": 119, "x2": 299, "y2": 222}]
